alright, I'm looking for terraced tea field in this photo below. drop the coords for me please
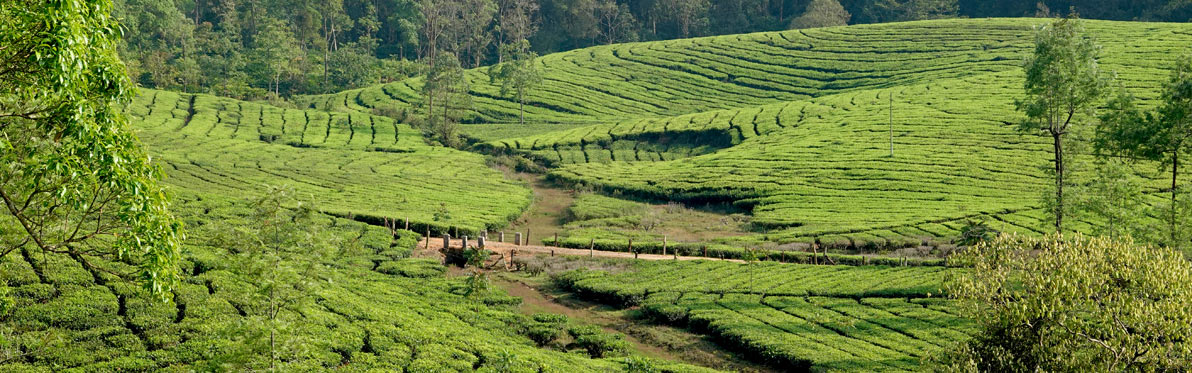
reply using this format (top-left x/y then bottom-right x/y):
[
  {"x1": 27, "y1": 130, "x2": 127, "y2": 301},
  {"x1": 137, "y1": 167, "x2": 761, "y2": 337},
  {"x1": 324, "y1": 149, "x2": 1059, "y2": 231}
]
[
  {"x1": 297, "y1": 18, "x2": 1192, "y2": 249},
  {"x1": 127, "y1": 89, "x2": 531, "y2": 234},
  {"x1": 303, "y1": 19, "x2": 1047, "y2": 123},
  {"x1": 0, "y1": 189, "x2": 722, "y2": 371},
  {"x1": 555, "y1": 260, "x2": 971, "y2": 371}
]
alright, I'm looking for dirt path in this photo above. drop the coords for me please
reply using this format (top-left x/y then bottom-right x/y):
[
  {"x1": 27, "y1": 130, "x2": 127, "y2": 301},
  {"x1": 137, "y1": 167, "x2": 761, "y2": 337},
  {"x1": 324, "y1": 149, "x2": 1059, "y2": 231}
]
[
  {"x1": 419, "y1": 237, "x2": 745, "y2": 265},
  {"x1": 504, "y1": 173, "x2": 574, "y2": 246},
  {"x1": 492, "y1": 275, "x2": 777, "y2": 372}
]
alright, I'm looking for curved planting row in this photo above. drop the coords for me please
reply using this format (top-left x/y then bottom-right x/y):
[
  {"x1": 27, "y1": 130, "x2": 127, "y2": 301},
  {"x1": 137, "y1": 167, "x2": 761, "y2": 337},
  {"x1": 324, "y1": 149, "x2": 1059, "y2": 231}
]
[
  {"x1": 128, "y1": 89, "x2": 532, "y2": 234},
  {"x1": 553, "y1": 260, "x2": 972, "y2": 371}
]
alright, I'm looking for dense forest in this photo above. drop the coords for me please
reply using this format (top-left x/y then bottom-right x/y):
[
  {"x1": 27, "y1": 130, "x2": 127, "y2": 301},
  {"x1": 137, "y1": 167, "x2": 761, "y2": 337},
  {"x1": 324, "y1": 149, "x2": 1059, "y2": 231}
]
[{"x1": 118, "y1": 0, "x2": 1192, "y2": 100}]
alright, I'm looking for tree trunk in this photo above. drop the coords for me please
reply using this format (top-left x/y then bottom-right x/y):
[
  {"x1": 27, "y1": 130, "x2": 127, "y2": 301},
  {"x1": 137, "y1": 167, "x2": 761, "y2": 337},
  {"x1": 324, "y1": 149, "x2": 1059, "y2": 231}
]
[
  {"x1": 1053, "y1": 132, "x2": 1064, "y2": 233},
  {"x1": 518, "y1": 87, "x2": 525, "y2": 124},
  {"x1": 1172, "y1": 151, "x2": 1179, "y2": 244}
]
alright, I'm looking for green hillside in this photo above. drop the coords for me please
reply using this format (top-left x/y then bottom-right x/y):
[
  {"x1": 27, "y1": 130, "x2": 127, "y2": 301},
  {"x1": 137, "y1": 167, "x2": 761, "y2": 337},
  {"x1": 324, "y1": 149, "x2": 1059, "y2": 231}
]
[
  {"x1": 308, "y1": 18, "x2": 1192, "y2": 248},
  {"x1": 126, "y1": 89, "x2": 531, "y2": 234},
  {"x1": 554, "y1": 260, "x2": 971, "y2": 372},
  {"x1": 303, "y1": 18, "x2": 1050, "y2": 123}
]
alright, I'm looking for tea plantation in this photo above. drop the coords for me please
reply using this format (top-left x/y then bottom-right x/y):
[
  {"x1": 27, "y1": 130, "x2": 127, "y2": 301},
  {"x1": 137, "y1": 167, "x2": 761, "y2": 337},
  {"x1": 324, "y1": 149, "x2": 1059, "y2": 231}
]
[
  {"x1": 555, "y1": 260, "x2": 972, "y2": 371},
  {"x1": 126, "y1": 89, "x2": 532, "y2": 235},
  {"x1": 0, "y1": 189, "x2": 717, "y2": 371},
  {"x1": 300, "y1": 18, "x2": 1192, "y2": 248}
]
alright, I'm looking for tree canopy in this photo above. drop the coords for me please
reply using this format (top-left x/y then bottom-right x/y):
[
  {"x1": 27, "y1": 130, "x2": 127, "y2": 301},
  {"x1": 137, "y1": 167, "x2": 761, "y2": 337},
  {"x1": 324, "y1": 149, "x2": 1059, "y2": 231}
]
[
  {"x1": 942, "y1": 234, "x2": 1192, "y2": 371},
  {"x1": 1, "y1": 0, "x2": 183, "y2": 299}
]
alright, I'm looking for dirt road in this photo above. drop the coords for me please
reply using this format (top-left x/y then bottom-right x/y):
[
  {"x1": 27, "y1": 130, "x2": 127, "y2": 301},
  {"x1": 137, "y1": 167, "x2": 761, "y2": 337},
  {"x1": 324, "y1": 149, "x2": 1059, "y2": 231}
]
[{"x1": 417, "y1": 237, "x2": 744, "y2": 265}]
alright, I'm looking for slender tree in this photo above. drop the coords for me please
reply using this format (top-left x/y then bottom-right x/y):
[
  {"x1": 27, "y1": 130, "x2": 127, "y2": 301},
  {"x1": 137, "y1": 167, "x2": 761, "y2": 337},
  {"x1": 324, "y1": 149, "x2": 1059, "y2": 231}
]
[
  {"x1": 595, "y1": 0, "x2": 639, "y2": 44},
  {"x1": 1, "y1": 0, "x2": 183, "y2": 299},
  {"x1": 489, "y1": 40, "x2": 543, "y2": 124},
  {"x1": 423, "y1": 53, "x2": 471, "y2": 147},
  {"x1": 1098, "y1": 53, "x2": 1192, "y2": 248},
  {"x1": 498, "y1": 0, "x2": 540, "y2": 55},
  {"x1": 1015, "y1": 15, "x2": 1105, "y2": 233}
]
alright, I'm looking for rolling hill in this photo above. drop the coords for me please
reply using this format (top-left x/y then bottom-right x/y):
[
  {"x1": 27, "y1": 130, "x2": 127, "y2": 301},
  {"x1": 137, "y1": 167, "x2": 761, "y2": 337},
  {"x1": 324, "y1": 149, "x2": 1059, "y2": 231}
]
[{"x1": 306, "y1": 18, "x2": 1192, "y2": 248}]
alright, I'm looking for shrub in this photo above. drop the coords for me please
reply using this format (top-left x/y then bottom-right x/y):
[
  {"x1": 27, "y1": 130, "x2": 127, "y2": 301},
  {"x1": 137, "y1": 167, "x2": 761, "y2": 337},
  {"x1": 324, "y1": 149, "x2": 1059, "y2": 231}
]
[
  {"x1": 567, "y1": 325, "x2": 629, "y2": 358},
  {"x1": 940, "y1": 234, "x2": 1192, "y2": 371}
]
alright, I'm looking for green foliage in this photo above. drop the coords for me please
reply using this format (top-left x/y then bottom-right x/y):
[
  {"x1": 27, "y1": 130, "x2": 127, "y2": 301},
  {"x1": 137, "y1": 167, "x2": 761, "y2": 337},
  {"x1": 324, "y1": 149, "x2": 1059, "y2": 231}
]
[
  {"x1": 1016, "y1": 15, "x2": 1106, "y2": 233},
  {"x1": 567, "y1": 325, "x2": 630, "y2": 358},
  {"x1": 489, "y1": 39, "x2": 543, "y2": 124},
  {"x1": 790, "y1": 0, "x2": 851, "y2": 29},
  {"x1": 422, "y1": 53, "x2": 472, "y2": 148},
  {"x1": 211, "y1": 186, "x2": 332, "y2": 370},
  {"x1": 1097, "y1": 52, "x2": 1192, "y2": 250},
  {"x1": 0, "y1": 0, "x2": 182, "y2": 299},
  {"x1": 955, "y1": 219, "x2": 999, "y2": 247},
  {"x1": 941, "y1": 234, "x2": 1192, "y2": 371}
]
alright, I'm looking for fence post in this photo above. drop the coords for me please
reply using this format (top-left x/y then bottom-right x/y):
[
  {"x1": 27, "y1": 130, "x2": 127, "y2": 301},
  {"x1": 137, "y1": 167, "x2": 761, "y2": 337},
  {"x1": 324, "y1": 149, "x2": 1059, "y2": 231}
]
[
  {"x1": 554, "y1": 233, "x2": 558, "y2": 246},
  {"x1": 662, "y1": 235, "x2": 667, "y2": 256},
  {"x1": 462, "y1": 235, "x2": 468, "y2": 250},
  {"x1": 499, "y1": 231, "x2": 505, "y2": 243},
  {"x1": 478, "y1": 236, "x2": 486, "y2": 249},
  {"x1": 443, "y1": 234, "x2": 451, "y2": 250},
  {"x1": 589, "y1": 238, "x2": 595, "y2": 258},
  {"x1": 703, "y1": 245, "x2": 707, "y2": 258},
  {"x1": 526, "y1": 229, "x2": 531, "y2": 246},
  {"x1": 515, "y1": 232, "x2": 522, "y2": 246},
  {"x1": 628, "y1": 238, "x2": 633, "y2": 255}
]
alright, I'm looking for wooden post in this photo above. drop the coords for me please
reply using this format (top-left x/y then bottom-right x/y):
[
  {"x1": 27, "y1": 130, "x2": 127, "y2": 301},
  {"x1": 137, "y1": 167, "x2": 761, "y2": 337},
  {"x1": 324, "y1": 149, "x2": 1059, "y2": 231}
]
[
  {"x1": 662, "y1": 235, "x2": 667, "y2": 256},
  {"x1": 461, "y1": 235, "x2": 468, "y2": 250},
  {"x1": 526, "y1": 229, "x2": 531, "y2": 246},
  {"x1": 554, "y1": 233, "x2": 558, "y2": 246},
  {"x1": 589, "y1": 238, "x2": 595, "y2": 257},
  {"x1": 443, "y1": 234, "x2": 451, "y2": 250},
  {"x1": 703, "y1": 245, "x2": 708, "y2": 258},
  {"x1": 478, "y1": 236, "x2": 486, "y2": 249},
  {"x1": 511, "y1": 249, "x2": 516, "y2": 264},
  {"x1": 781, "y1": 250, "x2": 785, "y2": 262},
  {"x1": 425, "y1": 227, "x2": 430, "y2": 249},
  {"x1": 499, "y1": 231, "x2": 505, "y2": 243},
  {"x1": 514, "y1": 232, "x2": 522, "y2": 246},
  {"x1": 551, "y1": 249, "x2": 555, "y2": 257},
  {"x1": 628, "y1": 238, "x2": 633, "y2": 255}
]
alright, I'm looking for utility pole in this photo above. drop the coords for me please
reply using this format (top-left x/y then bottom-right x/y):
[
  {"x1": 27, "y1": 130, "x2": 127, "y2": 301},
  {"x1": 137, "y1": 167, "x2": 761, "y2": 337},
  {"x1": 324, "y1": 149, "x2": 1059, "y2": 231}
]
[{"x1": 889, "y1": 92, "x2": 894, "y2": 158}]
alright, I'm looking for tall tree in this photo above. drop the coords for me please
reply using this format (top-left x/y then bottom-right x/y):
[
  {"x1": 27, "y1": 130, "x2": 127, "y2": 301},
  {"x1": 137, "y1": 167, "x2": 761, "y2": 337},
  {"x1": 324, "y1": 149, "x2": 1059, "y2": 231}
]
[
  {"x1": 422, "y1": 53, "x2": 472, "y2": 147},
  {"x1": 489, "y1": 39, "x2": 543, "y2": 124},
  {"x1": 498, "y1": 0, "x2": 540, "y2": 51},
  {"x1": 595, "y1": 0, "x2": 639, "y2": 44},
  {"x1": 251, "y1": 17, "x2": 304, "y2": 96},
  {"x1": 214, "y1": 186, "x2": 332, "y2": 370},
  {"x1": 656, "y1": 0, "x2": 710, "y2": 38},
  {"x1": 1098, "y1": 54, "x2": 1192, "y2": 248},
  {"x1": 790, "y1": 0, "x2": 850, "y2": 29},
  {"x1": 862, "y1": 0, "x2": 957, "y2": 22},
  {"x1": 457, "y1": 0, "x2": 498, "y2": 67},
  {"x1": 1015, "y1": 15, "x2": 1104, "y2": 233},
  {"x1": 1, "y1": 0, "x2": 183, "y2": 299}
]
